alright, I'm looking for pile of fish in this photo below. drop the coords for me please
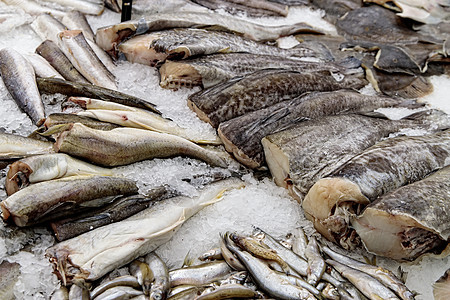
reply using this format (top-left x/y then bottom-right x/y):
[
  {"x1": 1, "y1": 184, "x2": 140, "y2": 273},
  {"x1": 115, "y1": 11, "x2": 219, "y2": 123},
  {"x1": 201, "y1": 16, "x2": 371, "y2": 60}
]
[{"x1": 51, "y1": 227, "x2": 416, "y2": 300}]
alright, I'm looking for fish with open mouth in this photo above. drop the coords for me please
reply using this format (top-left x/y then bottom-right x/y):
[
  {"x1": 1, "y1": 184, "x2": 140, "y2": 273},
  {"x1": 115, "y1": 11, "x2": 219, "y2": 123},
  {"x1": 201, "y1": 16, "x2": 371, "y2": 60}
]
[
  {"x1": 303, "y1": 129, "x2": 450, "y2": 249},
  {"x1": 352, "y1": 165, "x2": 450, "y2": 261}
]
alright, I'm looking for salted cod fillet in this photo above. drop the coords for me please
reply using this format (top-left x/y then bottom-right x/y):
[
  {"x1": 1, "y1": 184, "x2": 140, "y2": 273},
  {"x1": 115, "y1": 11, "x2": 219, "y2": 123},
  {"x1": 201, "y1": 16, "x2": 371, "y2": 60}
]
[
  {"x1": 45, "y1": 178, "x2": 245, "y2": 284},
  {"x1": 352, "y1": 165, "x2": 450, "y2": 261},
  {"x1": 303, "y1": 129, "x2": 450, "y2": 248}
]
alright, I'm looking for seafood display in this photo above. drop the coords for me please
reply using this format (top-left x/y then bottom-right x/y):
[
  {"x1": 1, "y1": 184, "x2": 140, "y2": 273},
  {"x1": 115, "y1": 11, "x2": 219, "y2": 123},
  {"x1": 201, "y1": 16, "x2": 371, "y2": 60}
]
[{"x1": 0, "y1": 0, "x2": 449, "y2": 299}]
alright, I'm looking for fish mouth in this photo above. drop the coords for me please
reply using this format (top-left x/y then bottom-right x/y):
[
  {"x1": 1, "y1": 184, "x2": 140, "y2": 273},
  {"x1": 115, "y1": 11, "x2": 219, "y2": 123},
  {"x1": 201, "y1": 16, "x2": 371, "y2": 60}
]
[{"x1": 5, "y1": 162, "x2": 33, "y2": 196}]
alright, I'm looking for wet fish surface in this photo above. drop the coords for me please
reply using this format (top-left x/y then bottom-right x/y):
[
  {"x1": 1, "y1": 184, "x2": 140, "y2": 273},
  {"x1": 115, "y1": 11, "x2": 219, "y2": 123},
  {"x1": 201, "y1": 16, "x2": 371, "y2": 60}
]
[
  {"x1": 353, "y1": 165, "x2": 450, "y2": 261},
  {"x1": 190, "y1": 0, "x2": 289, "y2": 17},
  {"x1": 41, "y1": 113, "x2": 120, "y2": 132},
  {"x1": 0, "y1": 132, "x2": 55, "y2": 164},
  {"x1": 188, "y1": 69, "x2": 367, "y2": 128},
  {"x1": 0, "y1": 48, "x2": 46, "y2": 125}
]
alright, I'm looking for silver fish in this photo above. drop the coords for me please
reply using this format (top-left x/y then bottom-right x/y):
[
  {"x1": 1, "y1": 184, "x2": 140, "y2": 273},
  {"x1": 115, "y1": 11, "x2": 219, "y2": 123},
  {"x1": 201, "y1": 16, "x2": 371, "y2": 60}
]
[
  {"x1": 0, "y1": 48, "x2": 46, "y2": 125},
  {"x1": 90, "y1": 275, "x2": 141, "y2": 299},
  {"x1": 23, "y1": 53, "x2": 64, "y2": 80},
  {"x1": 129, "y1": 260, "x2": 153, "y2": 294},
  {"x1": 291, "y1": 227, "x2": 308, "y2": 259},
  {"x1": 195, "y1": 283, "x2": 258, "y2": 300},
  {"x1": 2, "y1": 0, "x2": 65, "y2": 17},
  {"x1": 145, "y1": 252, "x2": 170, "y2": 300},
  {"x1": 305, "y1": 236, "x2": 326, "y2": 286},
  {"x1": 0, "y1": 132, "x2": 54, "y2": 162},
  {"x1": 40, "y1": 0, "x2": 104, "y2": 15},
  {"x1": 169, "y1": 261, "x2": 233, "y2": 287},
  {"x1": 94, "y1": 286, "x2": 143, "y2": 300}
]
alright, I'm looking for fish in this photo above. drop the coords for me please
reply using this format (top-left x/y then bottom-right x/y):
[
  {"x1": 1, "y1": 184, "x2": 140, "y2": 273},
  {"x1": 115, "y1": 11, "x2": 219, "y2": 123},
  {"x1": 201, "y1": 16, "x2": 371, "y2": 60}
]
[
  {"x1": 322, "y1": 246, "x2": 414, "y2": 299},
  {"x1": 40, "y1": 0, "x2": 104, "y2": 15},
  {"x1": 94, "y1": 286, "x2": 143, "y2": 300},
  {"x1": 5, "y1": 153, "x2": 114, "y2": 195},
  {"x1": 291, "y1": 227, "x2": 308, "y2": 258},
  {"x1": 23, "y1": 53, "x2": 64, "y2": 80},
  {"x1": 58, "y1": 30, "x2": 117, "y2": 90},
  {"x1": 90, "y1": 275, "x2": 141, "y2": 299},
  {"x1": 50, "y1": 286, "x2": 69, "y2": 300},
  {"x1": 158, "y1": 53, "x2": 360, "y2": 89},
  {"x1": 36, "y1": 77, "x2": 160, "y2": 114},
  {"x1": 50, "y1": 186, "x2": 169, "y2": 241},
  {"x1": 188, "y1": 69, "x2": 367, "y2": 128},
  {"x1": 0, "y1": 132, "x2": 55, "y2": 165},
  {"x1": 167, "y1": 286, "x2": 206, "y2": 299},
  {"x1": 54, "y1": 123, "x2": 230, "y2": 167},
  {"x1": 169, "y1": 261, "x2": 233, "y2": 287},
  {"x1": 195, "y1": 283, "x2": 258, "y2": 300},
  {"x1": 95, "y1": 11, "x2": 323, "y2": 56},
  {"x1": 223, "y1": 232, "x2": 316, "y2": 300},
  {"x1": 262, "y1": 110, "x2": 450, "y2": 202},
  {"x1": 352, "y1": 165, "x2": 450, "y2": 261},
  {"x1": 2, "y1": 0, "x2": 65, "y2": 17},
  {"x1": 35, "y1": 40, "x2": 90, "y2": 84},
  {"x1": 434, "y1": 268, "x2": 450, "y2": 300},
  {"x1": 104, "y1": 0, "x2": 121, "y2": 12},
  {"x1": 68, "y1": 284, "x2": 90, "y2": 300},
  {"x1": 190, "y1": 0, "x2": 289, "y2": 17},
  {"x1": 303, "y1": 129, "x2": 450, "y2": 249},
  {"x1": 198, "y1": 248, "x2": 222, "y2": 261},
  {"x1": 0, "y1": 261, "x2": 20, "y2": 300},
  {"x1": 145, "y1": 252, "x2": 170, "y2": 300},
  {"x1": 41, "y1": 113, "x2": 120, "y2": 132},
  {"x1": 0, "y1": 48, "x2": 46, "y2": 126},
  {"x1": 1, "y1": 175, "x2": 138, "y2": 227},
  {"x1": 219, "y1": 233, "x2": 246, "y2": 271},
  {"x1": 218, "y1": 89, "x2": 417, "y2": 168},
  {"x1": 77, "y1": 109, "x2": 222, "y2": 145},
  {"x1": 305, "y1": 236, "x2": 326, "y2": 286},
  {"x1": 61, "y1": 11, "x2": 96, "y2": 42},
  {"x1": 46, "y1": 178, "x2": 244, "y2": 284},
  {"x1": 274, "y1": 271, "x2": 322, "y2": 298},
  {"x1": 327, "y1": 260, "x2": 400, "y2": 300},
  {"x1": 129, "y1": 260, "x2": 153, "y2": 294}
]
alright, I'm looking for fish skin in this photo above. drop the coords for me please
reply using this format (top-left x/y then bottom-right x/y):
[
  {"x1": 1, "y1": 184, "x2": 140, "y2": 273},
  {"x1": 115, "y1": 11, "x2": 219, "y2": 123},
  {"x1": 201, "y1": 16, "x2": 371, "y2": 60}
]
[
  {"x1": 36, "y1": 40, "x2": 90, "y2": 84},
  {"x1": 188, "y1": 69, "x2": 367, "y2": 128},
  {"x1": 168, "y1": 261, "x2": 233, "y2": 287},
  {"x1": 353, "y1": 165, "x2": 450, "y2": 261},
  {"x1": 90, "y1": 275, "x2": 140, "y2": 299},
  {"x1": 0, "y1": 175, "x2": 138, "y2": 227},
  {"x1": 23, "y1": 53, "x2": 64, "y2": 80},
  {"x1": 30, "y1": 13, "x2": 66, "y2": 45},
  {"x1": 158, "y1": 53, "x2": 357, "y2": 89},
  {"x1": 95, "y1": 11, "x2": 322, "y2": 55},
  {"x1": 41, "y1": 0, "x2": 104, "y2": 16},
  {"x1": 62, "y1": 10, "x2": 96, "y2": 42},
  {"x1": 36, "y1": 77, "x2": 160, "y2": 114},
  {"x1": 304, "y1": 129, "x2": 450, "y2": 247},
  {"x1": 54, "y1": 123, "x2": 230, "y2": 167},
  {"x1": 42, "y1": 113, "x2": 120, "y2": 132},
  {"x1": 190, "y1": 0, "x2": 288, "y2": 17},
  {"x1": 305, "y1": 236, "x2": 326, "y2": 286},
  {"x1": 218, "y1": 89, "x2": 416, "y2": 169},
  {"x1": 50, "y1": 187, "x2": 169, "y2": 241},
  {"x1": 129, "y1": 260, "x2": 154, "y2": 294},
  {"x1": 195, "y1": 283, "x2": 258, "y2": 300},
  {"x1": 145, "y1": 252, "x2": 170, "y2": 300},
  {"x1": 0, "y1": 48, "x2": 46, "y2": 126},
  {"x1": 45, "y1": 178, "x2": 244, "y2": 284},
  {"x1": 58, "y1": 30, "x2": 117, "y2": 90},
  {"x1": 0, "y1": 132, "x2": 55, "y2": 160}
]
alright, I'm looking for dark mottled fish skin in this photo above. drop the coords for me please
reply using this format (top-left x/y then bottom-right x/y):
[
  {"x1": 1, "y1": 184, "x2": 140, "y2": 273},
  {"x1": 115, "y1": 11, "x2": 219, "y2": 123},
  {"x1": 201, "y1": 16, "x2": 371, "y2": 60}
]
[
  {"x1": 159, "y1": 53, "x2": 355, "y2": 89},
  {"x1": 354, "y1": 165, "x2": 450, "y2": 261},
  {"x1": 190, "y1": 0, "x2": 288, "y2": 17},
  {"x1": 50, "y1": 186, "x2": 169, "y2": 241},
  {"x1": 218, "y1": 90, "x2": 420, "y2": 169},
  {"x1": 0, "y1": 48, "x2": 46, "y2": 126},
  {"x1": 0, "y1": 175, "x2": 138, "y2": 227},
  {"x1": 188, "y1": 69, "x2": 367, "y2": 128},
  {"x1": 36, "y1": 40, "x2": 90, "y2": 84},
  {"x1": 262, "y1": 111, "x2": 450, "y2": 199},
  {"x1": 0, "y1": 261, "x2": 20, "y2": 300},
  {"x1": 36, "y1": 77, "x2": 161, "y2": 115},
  {"x1": 95, "y1": 11, "x2": 322, "y2": 55}
]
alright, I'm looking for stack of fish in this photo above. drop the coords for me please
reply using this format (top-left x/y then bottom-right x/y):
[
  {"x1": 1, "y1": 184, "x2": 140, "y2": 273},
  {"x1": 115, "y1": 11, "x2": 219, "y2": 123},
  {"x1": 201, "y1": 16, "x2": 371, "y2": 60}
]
[{"x1": 52, "y1": 227, "x2": 416, "y2": 300}]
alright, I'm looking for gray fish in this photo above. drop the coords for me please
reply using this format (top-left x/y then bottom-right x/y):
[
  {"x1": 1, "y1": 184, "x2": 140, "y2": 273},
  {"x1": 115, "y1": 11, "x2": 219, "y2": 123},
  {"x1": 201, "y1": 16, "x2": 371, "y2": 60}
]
[
  {"x1": 36, "y1": 77, "x2": 160, "y2": 114},
  {"x1": 188, "y1": 69, "x2": 367, "y2": 128},
  {"x1": 310, "y1": 0, "x2": 362, "y2": 24},
  {"x1": 119, "y1": 28, "x2": 322, "y2": 67},
  {"x1": 36, "y1": 40, "x2": 90, "y2": 84},
  {"x1": 94, "y1": 286, "x2": 143, "y2": 300},
  {"x1": 190, "y1": 0, "x2": 288, "y2": 17},
  {"x1": 0, "y1": 48, "x2": 46, "y2": 125},
  {"x1": 304, "y1": 129, "x2": 450, "y2": 249},
  {"x1": 145, "y1": 252, "x2": 170, "y2": 300},
  {"x1": 218, "y1": 89, "x2": 417, "y2": 168},
  {"x1": 23, "y1": 53, "x2": 64, "y2": 80},
  {"x1": 50, "y1": 187, "x2": 169, "y2": 241},
  {"x1": 195, "y1": 283, "x2": 258, "y2": 300},
  {"x1": 159, "y1": 53, "x2": 359, "y2": 89},
  {"x1": 169, "y1": 261, "x2": 233, "y2": 287},
  {"x1": 30, "y1": 13, "x2": 66, "y2": 45},
  {"x1": 41, "y1": 113, "x2": 120, "y2": 132},
  {"x1": 54, "y1": 123, "x2": 230, "y2": 167},
  {"x1": 1, "y1": 175, "x2": 138, "y2": 227},
  {"x1": 96, "y1": 11, "x2": 322, "y2": 56},
  {"x1": 305, "y1": 236, "x2": 326, "y2": 286},
  {"x1": 90, "y1": 275, "x2": 141, "y2": 299},
  {"x1": 353, "y1": 165, "x2": 450, "y2": 261},
  {"x1": 62, "y1": 10, "x2": 95, "y2": 43},
  {"x1": 0, "y1": 132, "x2": 55, "y2": 163}
]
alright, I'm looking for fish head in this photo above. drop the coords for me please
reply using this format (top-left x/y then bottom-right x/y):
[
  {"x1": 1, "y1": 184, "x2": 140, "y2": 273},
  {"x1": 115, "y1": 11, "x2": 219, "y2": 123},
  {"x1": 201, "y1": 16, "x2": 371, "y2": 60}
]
[
  {"x1": 5, "y1": 161, "x2": 33, "y2": 196},
  {"x1": 159, "y1": 61, "x2": 202, "y2": 89}
]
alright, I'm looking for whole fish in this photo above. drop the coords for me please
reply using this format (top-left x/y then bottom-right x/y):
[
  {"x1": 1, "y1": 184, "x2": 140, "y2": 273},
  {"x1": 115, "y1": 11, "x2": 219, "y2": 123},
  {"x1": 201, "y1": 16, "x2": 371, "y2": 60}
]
[
  {"x1": 262, "y1": 110, "x2": 450, "y2": 202},
  {"x1": 96, "y1": 11, "x2": 322, "y2": 56},
  {"x1": 303, "y1": 129, "x2": 450, "y2": 248},
  {"x1": 0, "y1": 48, "x2": 46, "y2": 125},
  {"x1": 1, "y1": 175, "x2": 138, "y2": 226},
  {"x1": 36, "y1": 40, "x2": 90, "y2": 84},
  {"x1": 219, "y1": 233, "x2": 246, "y2": 271},
  {"x1": 169, "y1": 261, "x2": 233, "y2": 287},
  {"x1": 50, "y1": 186, "x2": 169, "y2": 241},
  {"x1": 291, "y1": 227, "x2": 308, "y2": 258},
  {"x1": 188, "y1": 69, "x2": 367, "y2": 128},
  {"x1": 218, "y1": 90, "x2": 417, "y2": 168},
  {"x1": 54, "y1": 123, "x2": 230, "y2": 167},
  {"x1": 94, "y1": 286, "x2": 143, "y2": 300},
  {"x1": 322, "y1": 246, "x2": 414, "y2": 299},
  {"x1": 5, "y1": 153, "x2": 114, "y2": 195},
  {"x1": 119, "y1": 28, "x2": 321, "y2": 66},
  {"x1": 353, "y1": 165, "x2": 450, "y2": 261},
  {"x1": 158, "y1": 53, "x2": 360, "y2": 89},
  {"x1": 145, "y1": 252, "x2": 170, "y2": 300},
  {"x1": 46, "y1": 178, "x2": 244, "y2": 284},
  {"x1": 90, "y1": 275, "x2": 140, "y2": 299},
  {"x1": 23, "y1": 53, "x2": 64, "y2": 80},
  {"x1": 190, "y1": 0, "x2": 288, "y2": 17},
  {"x1": 36, "y1": 77, "x2": 160, "y2": 114},
  {"x1": 304, "y1": 236, "x2": 325, "y2": 286},
  {"x1": 327, "y1": 260, "x2": 400, "y2": 300},
  {"x1": 58, "y1": 30, "x2": 117, "y2": 90}
]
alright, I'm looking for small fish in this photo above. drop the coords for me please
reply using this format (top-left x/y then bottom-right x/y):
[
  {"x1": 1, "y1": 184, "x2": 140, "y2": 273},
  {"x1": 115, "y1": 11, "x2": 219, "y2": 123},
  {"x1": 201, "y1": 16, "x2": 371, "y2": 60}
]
[
  {"x1": 41, "y1": 113, "x2": 120, "y2": 132},
  {"x1": 0, "y1": 48, "x2": 46, "y2": 125},
  {"x1": 198, "y1": 247, "x2": 222, "y2": 261},
  {"x1": 129, "y1": 260, "x2": 154, "y2": 294},
  {"x1": 169, "y1": 261, "x2": 233, "y2": 287},
  {"x1": 305, "y1": 236, "x2": 326, "y2": 286},
  {"x1": 195, "y1": 283, "x2": 258, "y2": 300},
  {"x1": 0, "y1": 132, "x2": 55, "y2": 163},
  {"x1": 90, "y1": 275, "x2": 140, "y2": 299},
  {"x1": 291, "y1": 227, "x2": 308, "y2": 259},
  {"x1": 145, "y1": 252, "x2": 170, "y2": 299},
  {"x1": 2, "y1": 0, "x2": 65, "y2": 17},
  {"x1": 219, "y1": 233, "x2": 246, "y2": 271}
]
